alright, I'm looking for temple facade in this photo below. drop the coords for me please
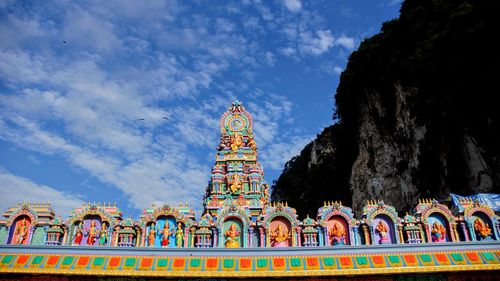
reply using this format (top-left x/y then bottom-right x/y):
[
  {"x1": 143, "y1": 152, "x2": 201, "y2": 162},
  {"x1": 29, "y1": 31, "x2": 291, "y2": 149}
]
[{"x1": 0, "y1": 101, "x2": 499, "y2": 280}]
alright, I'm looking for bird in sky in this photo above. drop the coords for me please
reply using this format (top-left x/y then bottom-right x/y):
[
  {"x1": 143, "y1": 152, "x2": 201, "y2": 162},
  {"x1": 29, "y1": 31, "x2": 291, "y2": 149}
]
[
  {"x1": 162, "y1": 116, "x2": 169, "y2": 120},
  {"x1": 62, "y1": 40, "x2": 67, "y2": 45}
]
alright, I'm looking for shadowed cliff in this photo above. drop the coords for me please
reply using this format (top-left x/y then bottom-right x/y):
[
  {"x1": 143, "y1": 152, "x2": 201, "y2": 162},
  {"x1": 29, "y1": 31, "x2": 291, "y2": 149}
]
[{"x1": 272, "y1": 0, "x2": 500, "y2": 217}]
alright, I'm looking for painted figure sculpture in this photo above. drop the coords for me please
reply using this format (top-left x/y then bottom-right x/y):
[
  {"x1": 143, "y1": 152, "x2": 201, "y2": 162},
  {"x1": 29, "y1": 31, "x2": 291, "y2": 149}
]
[
  {"x1": 14, "y1": 218, "x2": 28, "y2": 245},
  {"x1": 176, "y1": 222, "x2": 183, "y2": 247},
  {"x1": 329, "y1": 222, "x2": 346, "y2": 246},
  {"x1": 73, "y1": 226, "x2": 83, "y2": 245},
  {"x1": 230, "y1": 132, "x2": 243, "y2": 151},
  {"x1": 161, "y1": 222, "x2": 173, "y2": 247},
  {"x1": 431, "y1": 222, "x2": 446, "y2": 242},
  {"x1": 229, "y1": 174, "x2": 242, "y2": 193},
  {"x1": 376, "y1": 220, "x2": 390, "y2": 244},
  {"x1": 271, "y1": 224, "x2": 290, "y2": 247},
  {"x1": 99, "y1": 223, "x2": 108, "y2": 246},
  {"x1": 87, "y1": 220, "x2": 97, "y2": 245},
  {"x1": 225, "y1": 223, "x2": 240, "y2": 248},
  {"x1": 474, "y1": 218, "x2": 492, "y2": 240},
  {"x1": 148, "y1": 223, "x2": 156, "y2": 247}
]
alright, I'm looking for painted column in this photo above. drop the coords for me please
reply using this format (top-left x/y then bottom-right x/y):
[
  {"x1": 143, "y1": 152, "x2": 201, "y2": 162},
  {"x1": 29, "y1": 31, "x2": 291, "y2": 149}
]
[
  {"x1": 259, "y1": 227, "x2": 265, "y2": 247},
  {"x1": 248, "y1": 226, "x2": 254, "y2": 247},
  {"x1": 190, "y1": 228, "x2": 195, "y2": 248},
  {"x1": 451, "y1": 223, "x2": 458, "y2": 242},
  {"x1": 362, "y1": 225, "x2": 370, "y2": 245},
  {"x1": 397, "y1": 225, "x2": 404, "y2": 244},
  {"x1": 28, "y1": 226, "x2": 35, "y2": 245},
  {"x1": 323, "y1": 226, "x2": 329, "y2": 246},
  {"x1": 212, "y1": 227, "x2": 218, "y2": 248},
  {"x1": 419, "y1": 224, "x2": 426, "y2": 243},
  {"x1": 296, "y1": 226, "x2": 302, "y2": 247},
  {"x1": 317, "y1": 227, "x2": 324, "y2": 246},
  {"x1": 467, "y1": 222, "x2": 476, "y2": 242},
  {"x1": 353, "y1": 226, "x2": 359, "y2": 245}
]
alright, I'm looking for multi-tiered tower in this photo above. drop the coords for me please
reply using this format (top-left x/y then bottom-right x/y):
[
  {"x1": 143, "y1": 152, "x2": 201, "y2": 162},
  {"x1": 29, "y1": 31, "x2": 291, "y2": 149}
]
[{"x1": 203, "y1": 101, "x2": 269, "y2": 218}]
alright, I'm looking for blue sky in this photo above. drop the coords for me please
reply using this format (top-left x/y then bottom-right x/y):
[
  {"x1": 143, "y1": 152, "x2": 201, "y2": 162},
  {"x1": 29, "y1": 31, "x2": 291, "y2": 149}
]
[{"x1": 0, "y1": 0, "x2": 401, "y2": 218}]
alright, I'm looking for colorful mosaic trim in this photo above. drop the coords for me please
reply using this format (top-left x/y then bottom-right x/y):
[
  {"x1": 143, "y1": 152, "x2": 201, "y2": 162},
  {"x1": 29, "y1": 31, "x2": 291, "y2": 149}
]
[{"x1": 1, "y1": 250, "x2": 499, "y2": 277}]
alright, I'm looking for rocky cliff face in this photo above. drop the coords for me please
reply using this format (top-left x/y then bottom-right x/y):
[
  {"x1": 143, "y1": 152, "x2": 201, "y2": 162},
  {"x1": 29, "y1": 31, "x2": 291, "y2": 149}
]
[{"x1": 272, "y1": 0, "x2": 500, "y2": 217}]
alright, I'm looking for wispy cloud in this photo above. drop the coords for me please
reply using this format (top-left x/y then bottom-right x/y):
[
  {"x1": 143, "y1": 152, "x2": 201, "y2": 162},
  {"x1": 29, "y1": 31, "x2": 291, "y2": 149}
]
[
  {"x1": 283, "y1": 0, "x2": 302, "y2": 13},
  {"x1": 0, "y1": 169, "x2": 85, "y2": 216}
]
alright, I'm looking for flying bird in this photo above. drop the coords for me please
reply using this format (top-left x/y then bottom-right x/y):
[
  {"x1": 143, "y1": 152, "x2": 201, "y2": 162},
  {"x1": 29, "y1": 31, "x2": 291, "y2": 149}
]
[
  {"x1": 162, "y1": 116, "x2": 169, "y2": 120},
  {"x1": 62, "y1": 40, "x2": 67, "y2": 45},
  {"x1": 137, "y1": 118, "x2": 145, "y2": 121}
]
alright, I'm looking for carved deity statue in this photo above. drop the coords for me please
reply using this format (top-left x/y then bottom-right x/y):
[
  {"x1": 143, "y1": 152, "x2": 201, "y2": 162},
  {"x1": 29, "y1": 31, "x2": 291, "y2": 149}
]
[
  {"x1": 328, "y1": 222, "x2": 346, "y2": 246},
  {"x1": 375, "y1": 220, "x2": 390, "y2": 244},
  {"x1": 224, "y1": 223, "x2": 240, "y2": 248},
  {"x1": 474, "y1": 218, "x2": 492, "y2": 240},
  {"x1": 271, "y1": 224, "x2": 291, "y2": 247},
  {"x1": 161, "y1": 222, "x2": 173, "y2": 247},
  {"x1": 230, "y1": 132, "x2": 243, "y2": 151},
  {"x1": 431, "y1": 221, "x2": 446, "y2": 242},
  {"x1": 14, "y1": 218, "x2": 28, "y2": 244},
  {"x1": 73, "y1": 225, "x2": 83, "y2": 245},
  {"x1": 229, "y1": 174, "x2": 242, "y2": 193},
  {"x1": 86, "y1": 220, "x2": 97, "y2": 245},
  {"x1": 148, "y1": 223, "x2": 156, "y2": 247},
  {"x1": 246, "y1": 136, "x2": 257, "y2": 152},
  {"x1": 175, "y1": 222, "x2": 183, "y2": 247},
  {"x1": 99, "y1": 223, "x2": 108, "y2": 246}
]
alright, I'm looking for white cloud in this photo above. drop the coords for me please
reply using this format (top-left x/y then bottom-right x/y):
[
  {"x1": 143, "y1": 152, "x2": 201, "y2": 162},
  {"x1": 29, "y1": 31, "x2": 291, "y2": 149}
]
[
  {"x1": 335, "y1": 35, "x2": 355, "y2": 50},
  {"x1": 279, "y1": 46, "x2": 297, "y2": 57},
  {"x1": 300, "y1": 29, "x2": 335, "y2": 55},
  {"x1": 283, "y1": 0, "x2": 302, "y2": 12},
  {"x1": 0, "y1": 169, "x2": 84, "y2": 217}
]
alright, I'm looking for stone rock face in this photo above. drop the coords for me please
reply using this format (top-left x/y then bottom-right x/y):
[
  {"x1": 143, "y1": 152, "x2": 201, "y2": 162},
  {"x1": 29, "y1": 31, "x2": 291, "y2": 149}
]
[
  {"x1": 272, "y1": 0, "x2": 500, "y2": 217},
  {"x1": 350, "y1": 86, "x2": 422, "y2": 214}
]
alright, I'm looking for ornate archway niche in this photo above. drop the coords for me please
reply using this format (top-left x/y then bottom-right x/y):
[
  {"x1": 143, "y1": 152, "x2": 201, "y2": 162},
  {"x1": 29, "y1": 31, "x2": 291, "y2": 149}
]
[
  {"x1": 417, "y1": 199, "x2": 457, "y2": 242},
  {"x1": 317, "y1": 201, "x2": 355, "y2": 246},
  {"x1": 363, "y1": 200, "x2": 401, "y2": 244}
]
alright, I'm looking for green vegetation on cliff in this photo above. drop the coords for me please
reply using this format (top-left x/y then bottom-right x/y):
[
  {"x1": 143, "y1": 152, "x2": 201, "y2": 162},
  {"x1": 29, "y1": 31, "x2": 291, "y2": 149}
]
[{"x1": 272, "y1": 0, "x2": 500, "y2": 217}]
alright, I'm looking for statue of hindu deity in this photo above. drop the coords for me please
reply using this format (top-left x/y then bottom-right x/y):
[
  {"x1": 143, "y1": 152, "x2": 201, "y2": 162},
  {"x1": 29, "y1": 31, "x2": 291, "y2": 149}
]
[
  {"x1": 86, "y1": 220, "x2": 97, "y2": 245},
  {"x1": 148, "y1": 223, "x2": 156, "y2": 247},
  {"x1": 73, "y1": 225, "x2": 83, "y2": 245},
  {"x1": 474, "y1": 218, "x2": 492, "y2": 240},
  {"x1": 230, "y1": 132, "x2": 243, "y2": 151},
  {"x1": 161, "y1": 222, "x2": 173, "y2": 247},
  {"x1": 271, "y1": 224, "x2": 291, "y2": 247},
  {"x1": 99, "y1": 223, "x2": 108, "y2": 246},
  {"x1": 229, "y1": 174, "x2": 242, "y2": 193},
  {"x1": 376, "y1": 220, "x2": 390, "y2": 244},
  {"x1": 247, "y1": 135, "x2": 257, "y2": 152},
  {"x1": 175, "y1": 222, "x2": 183, "y2": 247},
  {"x1": 431, "y1": 221, "x2": 446, "y2": 242},
  {"x1": 224, "y1": 223, "x2": 240, "y2": 248},
  {"x1": 328, "y1": 222, "x2": 346, "y2": 246},
  {"x1": 14, "y1": 218, "x2": 28, "y2": 245}
]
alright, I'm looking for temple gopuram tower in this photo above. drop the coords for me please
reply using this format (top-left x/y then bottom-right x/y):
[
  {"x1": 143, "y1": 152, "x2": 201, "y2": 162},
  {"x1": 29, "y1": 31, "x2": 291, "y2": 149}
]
[
  {"x1": 203, "y1": 101, "x2": 268, "y2": 213},
  {"x1": 201, "y1": 101, "x2": 270, "y2": 247}
]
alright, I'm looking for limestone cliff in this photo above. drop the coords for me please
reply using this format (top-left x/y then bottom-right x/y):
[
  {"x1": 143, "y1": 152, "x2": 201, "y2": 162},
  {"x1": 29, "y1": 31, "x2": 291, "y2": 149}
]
[{"x1": 272, "y1": 0, "x2": 500, "y2": 217}]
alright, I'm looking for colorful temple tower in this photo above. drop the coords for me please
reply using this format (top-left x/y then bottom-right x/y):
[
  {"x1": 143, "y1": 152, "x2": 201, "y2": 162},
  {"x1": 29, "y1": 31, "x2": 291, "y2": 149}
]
[{"x1": 202, "y1": 101, "x2": 268, "y2": 248}]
